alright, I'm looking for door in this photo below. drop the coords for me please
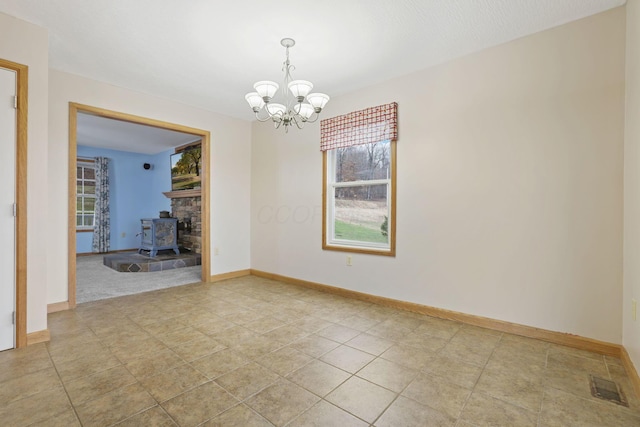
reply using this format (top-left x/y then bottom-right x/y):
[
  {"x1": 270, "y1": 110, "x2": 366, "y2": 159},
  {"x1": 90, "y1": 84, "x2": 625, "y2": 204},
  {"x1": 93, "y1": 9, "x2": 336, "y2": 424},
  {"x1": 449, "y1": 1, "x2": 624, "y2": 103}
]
[{"x1": 0, "y1": 67, "x2": 16, "y2": 351}]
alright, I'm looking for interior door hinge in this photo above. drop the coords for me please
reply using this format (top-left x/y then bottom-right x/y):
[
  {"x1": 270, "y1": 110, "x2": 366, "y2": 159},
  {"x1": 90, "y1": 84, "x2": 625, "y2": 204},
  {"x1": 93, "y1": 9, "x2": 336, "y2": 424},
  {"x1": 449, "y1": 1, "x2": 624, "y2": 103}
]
[
  {"x1": 12, "y1": 312, "x2": 15, "y2": 325},
  {"x1": 12, "y1": 203, "x2": 16, "y2": 217},
  {"x1": 13, "y1": 95, "x2": 17, "y2": 109}
]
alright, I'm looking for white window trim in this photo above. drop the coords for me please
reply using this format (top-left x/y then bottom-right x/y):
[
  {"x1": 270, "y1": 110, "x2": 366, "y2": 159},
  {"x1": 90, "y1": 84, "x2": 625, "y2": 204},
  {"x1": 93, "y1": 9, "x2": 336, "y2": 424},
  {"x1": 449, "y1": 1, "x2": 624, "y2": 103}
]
[{"x1": 76, "y1": 160, "x2": 96, "y2": 231}]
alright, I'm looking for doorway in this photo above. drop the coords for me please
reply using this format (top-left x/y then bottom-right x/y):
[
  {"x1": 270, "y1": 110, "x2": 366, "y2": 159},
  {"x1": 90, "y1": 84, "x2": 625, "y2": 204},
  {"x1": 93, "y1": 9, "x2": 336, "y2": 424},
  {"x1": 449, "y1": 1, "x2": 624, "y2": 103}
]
[
  {"x1": 67, "y1": 103, "x2": 211, "y2": 308},
  {"x1": 0, "y1": 58, "x2": 27, "y2": 349}
]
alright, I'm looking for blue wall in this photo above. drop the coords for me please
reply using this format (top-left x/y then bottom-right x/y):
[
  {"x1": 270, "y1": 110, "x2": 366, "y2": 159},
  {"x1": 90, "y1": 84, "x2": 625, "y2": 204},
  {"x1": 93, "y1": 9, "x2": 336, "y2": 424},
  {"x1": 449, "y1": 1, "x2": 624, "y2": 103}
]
[{"x1": 76, "y1": 145, "x2": 173, "y2": 253}]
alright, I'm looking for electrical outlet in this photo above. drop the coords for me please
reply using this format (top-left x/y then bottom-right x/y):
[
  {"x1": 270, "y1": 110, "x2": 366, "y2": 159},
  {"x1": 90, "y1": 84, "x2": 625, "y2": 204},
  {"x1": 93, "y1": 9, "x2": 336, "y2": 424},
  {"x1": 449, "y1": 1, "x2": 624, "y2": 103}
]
[
  {"x1": 346, "y1": 256, "x2": 352, "y2": 266},
  {"x1": 214, "y1": 247, "x2": 219, "y2": 256},
  {"x1": 121, "y1": 232, "x2": 126, "y2": 238},
  {"x1": 633, "y1": 299, "x2": 637, "y2": 321}
]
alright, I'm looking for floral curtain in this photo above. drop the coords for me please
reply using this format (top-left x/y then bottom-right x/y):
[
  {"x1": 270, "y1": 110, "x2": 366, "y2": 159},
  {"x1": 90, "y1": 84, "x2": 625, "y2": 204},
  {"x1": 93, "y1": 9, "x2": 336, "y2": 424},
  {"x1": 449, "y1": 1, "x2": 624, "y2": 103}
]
[{"x1": 92, "y1": 157, "x2": 110, "y2": 253}]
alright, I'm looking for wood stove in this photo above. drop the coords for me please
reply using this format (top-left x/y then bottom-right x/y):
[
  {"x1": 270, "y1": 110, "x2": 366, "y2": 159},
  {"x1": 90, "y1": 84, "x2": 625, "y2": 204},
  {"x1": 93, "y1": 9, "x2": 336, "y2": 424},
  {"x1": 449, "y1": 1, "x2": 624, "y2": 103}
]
[{"x1": 138, "y1": 218, "x2": 180, "y2": 257}]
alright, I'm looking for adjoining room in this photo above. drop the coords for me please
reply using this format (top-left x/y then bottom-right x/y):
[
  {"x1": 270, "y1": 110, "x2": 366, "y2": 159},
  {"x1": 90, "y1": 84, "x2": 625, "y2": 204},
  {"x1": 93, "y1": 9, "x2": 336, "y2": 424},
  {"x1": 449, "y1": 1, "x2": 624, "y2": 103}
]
[{"x1": 74, "y1": 111, "x2": 205, "y2": 303}]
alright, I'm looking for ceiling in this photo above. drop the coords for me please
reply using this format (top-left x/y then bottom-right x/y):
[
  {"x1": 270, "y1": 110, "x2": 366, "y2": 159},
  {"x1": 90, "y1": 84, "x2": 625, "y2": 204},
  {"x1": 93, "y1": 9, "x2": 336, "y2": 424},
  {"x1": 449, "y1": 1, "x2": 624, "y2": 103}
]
[
  {"x1": 0, "y1": 0, "x2": 626, "y2": 123},
  {"x1": 77, "y1": 113, "x2": 200, "y2": 155}
]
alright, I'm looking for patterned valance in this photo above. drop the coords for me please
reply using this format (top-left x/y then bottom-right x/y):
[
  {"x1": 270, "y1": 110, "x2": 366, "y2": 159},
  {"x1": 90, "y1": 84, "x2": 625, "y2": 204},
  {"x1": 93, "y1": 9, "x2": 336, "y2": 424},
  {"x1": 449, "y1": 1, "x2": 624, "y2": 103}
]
[{"x1": 320, "y1": 102, "x2": 398, "y2": 151}]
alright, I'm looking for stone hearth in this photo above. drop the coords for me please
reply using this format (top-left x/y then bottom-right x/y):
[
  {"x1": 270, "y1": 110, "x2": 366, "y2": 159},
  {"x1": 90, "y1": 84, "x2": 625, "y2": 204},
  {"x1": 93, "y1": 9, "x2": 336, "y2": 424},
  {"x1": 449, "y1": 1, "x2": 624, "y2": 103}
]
[{"x1": 103, "y1": 251, "x2": 201, "y2": 273}]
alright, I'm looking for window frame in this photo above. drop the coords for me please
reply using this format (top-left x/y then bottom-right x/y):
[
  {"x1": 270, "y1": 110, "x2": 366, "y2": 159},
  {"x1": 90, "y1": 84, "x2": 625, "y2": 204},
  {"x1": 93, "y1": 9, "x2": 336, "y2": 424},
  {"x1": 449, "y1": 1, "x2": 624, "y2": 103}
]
[
  {"x1": 322, "y1": 140, "x2": 397, "y2": 256},
  {"x1": 76, "y1": 159, "x2": 96, "y2": 232}
]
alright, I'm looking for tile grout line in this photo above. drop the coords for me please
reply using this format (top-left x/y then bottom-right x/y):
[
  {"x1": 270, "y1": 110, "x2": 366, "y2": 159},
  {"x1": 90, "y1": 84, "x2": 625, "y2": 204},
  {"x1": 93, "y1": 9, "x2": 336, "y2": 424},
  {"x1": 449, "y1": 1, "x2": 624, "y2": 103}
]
[
  {"x1": 434, "y1": 321, "x2": 472, "y2": 427},
  {"x1": 239, "y1": 323, "x2": 390, "y2": 425},
  {"x1": 535, "y1": 347, "x2": 551, "y2": 427},
  {"x1": 78, "y1": 307, "x2": 186, "y2": 427},
  {"x1": 454, "y1": 331, "x2": 505, "y2": 425},
  {"x1": 42, "y1": 341, "x2": 84, "y2": 427},
  {"x1": 603, "y1": 353, "x2": 613, "y2": 380},
  {"x1": 367, "y1": 318, "x2": 466, "y2": 425}
]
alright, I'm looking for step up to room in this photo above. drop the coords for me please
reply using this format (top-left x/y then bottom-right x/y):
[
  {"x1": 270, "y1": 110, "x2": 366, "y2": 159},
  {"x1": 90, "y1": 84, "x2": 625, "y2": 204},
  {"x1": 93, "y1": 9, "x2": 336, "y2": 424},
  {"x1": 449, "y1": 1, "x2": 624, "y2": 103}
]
[{"x1": 103, "y1": 251, "x2": 201, "y2": 273}]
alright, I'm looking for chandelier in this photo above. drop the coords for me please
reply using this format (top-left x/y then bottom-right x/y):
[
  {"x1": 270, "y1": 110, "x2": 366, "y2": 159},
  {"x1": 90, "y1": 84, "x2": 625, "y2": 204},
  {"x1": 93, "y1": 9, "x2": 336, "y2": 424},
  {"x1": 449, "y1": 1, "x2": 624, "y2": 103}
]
[{"x1": 245, "y1": 38, "x2": 330, "y2": 132}]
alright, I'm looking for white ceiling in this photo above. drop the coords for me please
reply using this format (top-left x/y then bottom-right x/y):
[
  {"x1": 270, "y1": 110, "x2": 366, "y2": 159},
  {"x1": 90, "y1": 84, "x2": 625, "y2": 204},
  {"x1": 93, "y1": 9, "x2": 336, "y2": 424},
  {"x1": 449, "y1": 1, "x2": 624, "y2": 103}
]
[
  {"x1": 0, "y1": 0, "x2": 627, "y2": 148},
  {"x1": 77, "y1": 113, "x2": 200, "y2": 154}
]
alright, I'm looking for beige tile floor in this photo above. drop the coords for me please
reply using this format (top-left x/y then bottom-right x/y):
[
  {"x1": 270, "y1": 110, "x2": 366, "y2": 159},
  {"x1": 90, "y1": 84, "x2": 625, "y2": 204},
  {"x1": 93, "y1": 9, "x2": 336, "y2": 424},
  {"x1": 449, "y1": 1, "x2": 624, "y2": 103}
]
[{"x1": 2, "y1": 275, "x2": 640, "y2": 426}]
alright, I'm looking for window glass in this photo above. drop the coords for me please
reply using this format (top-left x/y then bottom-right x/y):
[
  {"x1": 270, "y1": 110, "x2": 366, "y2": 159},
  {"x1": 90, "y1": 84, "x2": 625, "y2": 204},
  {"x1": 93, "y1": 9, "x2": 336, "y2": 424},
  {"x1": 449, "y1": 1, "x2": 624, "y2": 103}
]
[
  {"x1": 335, "y1": 142, "x2": 391, "y2": 183},
  {"x1": 324, "y1": 141, "x2": 395, "y2": 255},
  {"x1": 76, "y1": 161, "x2": 96, "y2": 230},
  {"x1": 334, "y1": 184, "x2": 388, "y2": 245}
]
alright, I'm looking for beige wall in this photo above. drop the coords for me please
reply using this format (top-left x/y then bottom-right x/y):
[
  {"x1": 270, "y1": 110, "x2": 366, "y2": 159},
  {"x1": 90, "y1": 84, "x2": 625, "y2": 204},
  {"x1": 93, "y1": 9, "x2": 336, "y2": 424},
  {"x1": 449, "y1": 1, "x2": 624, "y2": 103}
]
[
  {"x1": 251, "y1": 8, "x2": 626, "y2": 343},
  {"x1": 625, "y1": 0, "x2": 640, "y2": 371},
  {"x1": 0, "y1": 12, "x2": 49, "y2": 333},
  {"x1": 47, "y1": 70, "x2": 252, "y2": 304},
  {"x1": 0, "y1": 6, "x2": 629, "y2": 347}
]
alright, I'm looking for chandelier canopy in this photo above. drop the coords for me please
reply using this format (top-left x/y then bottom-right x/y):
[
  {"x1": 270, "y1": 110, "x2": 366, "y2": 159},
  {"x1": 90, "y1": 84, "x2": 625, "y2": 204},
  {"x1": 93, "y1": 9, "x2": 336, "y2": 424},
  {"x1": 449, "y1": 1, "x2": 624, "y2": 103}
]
[{"x1": 245, "y1": 38, "x2": 330, "y2": 132}]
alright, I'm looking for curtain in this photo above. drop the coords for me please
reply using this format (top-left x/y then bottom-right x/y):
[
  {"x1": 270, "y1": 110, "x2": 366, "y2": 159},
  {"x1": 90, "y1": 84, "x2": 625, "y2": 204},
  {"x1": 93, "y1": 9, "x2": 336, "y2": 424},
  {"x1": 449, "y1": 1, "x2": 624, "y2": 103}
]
[
  {"x1": 320, "y1": 102, "x2": 398, "y2": 151},
  {"x1": 92, "y1": 157, "x2": 111, "y2": 253}
]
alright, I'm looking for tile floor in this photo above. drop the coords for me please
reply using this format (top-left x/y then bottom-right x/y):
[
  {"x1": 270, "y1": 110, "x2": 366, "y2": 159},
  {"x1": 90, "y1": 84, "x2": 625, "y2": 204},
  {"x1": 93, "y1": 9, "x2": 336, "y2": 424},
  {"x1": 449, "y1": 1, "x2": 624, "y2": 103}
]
[{"x1": 1, "y1": 276, "x2": 640, "y2": 426}]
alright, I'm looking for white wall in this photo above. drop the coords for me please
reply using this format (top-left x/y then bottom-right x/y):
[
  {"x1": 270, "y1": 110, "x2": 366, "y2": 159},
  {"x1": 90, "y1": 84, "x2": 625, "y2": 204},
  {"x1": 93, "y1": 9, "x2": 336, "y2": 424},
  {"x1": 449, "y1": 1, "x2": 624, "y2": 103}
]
[
  {"x1": 0, "y1": 12, "x2": 49, "y2": 334},
  {"x1": 48, "y1": 69, "x2": 252, "y2": 304},
  {"x1": 624, "y1": 0, "x2": 640, "y2": 371},
  {"x1": 251, "y1": 8, "x2": 626, "y2": 343}
]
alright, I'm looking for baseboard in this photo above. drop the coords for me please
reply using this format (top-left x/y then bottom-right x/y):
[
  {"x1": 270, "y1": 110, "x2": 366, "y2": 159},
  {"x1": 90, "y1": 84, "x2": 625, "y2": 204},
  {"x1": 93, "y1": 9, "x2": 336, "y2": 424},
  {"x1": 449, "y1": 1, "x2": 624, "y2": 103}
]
[
  {"x1": 250, "y1": 269, "x2": 622, "y2": 357},
  {"x1": 26, "y1": 329, "x2": 50, "y2": 345},
  {"x1": 210, "y1": 269, "x2": 251, "y2": 282},
  {"x1": 47, "y1": 302, "x2": 70, "y2": 313},
  {"x1": 76, "y1": 248, "x2": 138, "y2": 257}
]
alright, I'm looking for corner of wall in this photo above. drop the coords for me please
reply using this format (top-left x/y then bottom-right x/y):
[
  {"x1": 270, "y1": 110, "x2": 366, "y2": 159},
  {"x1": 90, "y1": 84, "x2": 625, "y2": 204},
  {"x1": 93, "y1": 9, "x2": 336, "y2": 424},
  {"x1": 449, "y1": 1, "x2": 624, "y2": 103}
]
[{"x1": 624, "y1": 0, "x2": 640, "y2": 375}]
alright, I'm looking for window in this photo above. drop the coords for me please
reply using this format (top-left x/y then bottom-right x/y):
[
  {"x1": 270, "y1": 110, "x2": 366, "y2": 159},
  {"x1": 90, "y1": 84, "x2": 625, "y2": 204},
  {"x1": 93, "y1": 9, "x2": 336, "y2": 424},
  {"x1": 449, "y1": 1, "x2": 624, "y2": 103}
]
[
  {"x1": 322, "y1": 102, "x2": 397, "y2": 256},
  {"x1": 76, "y1": 160, "x2": 96, "y2": 230}
]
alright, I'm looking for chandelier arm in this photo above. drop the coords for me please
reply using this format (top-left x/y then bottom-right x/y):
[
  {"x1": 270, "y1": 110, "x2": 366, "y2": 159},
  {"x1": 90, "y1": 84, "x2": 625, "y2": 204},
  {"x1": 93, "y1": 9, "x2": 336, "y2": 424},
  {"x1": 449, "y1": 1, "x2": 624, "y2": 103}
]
[
  {"x1": 291, "y1": 115, "x2": 306, "y2": 130},
  {"x1": 254, "y1": 110, "x2": 274, "y2": 122},
  {"x1": 302, "y1": 113, "x2": 320, "y2": 124},
  {"x1": 292, "y1": 102, "x2": 306, "y2": 115}
]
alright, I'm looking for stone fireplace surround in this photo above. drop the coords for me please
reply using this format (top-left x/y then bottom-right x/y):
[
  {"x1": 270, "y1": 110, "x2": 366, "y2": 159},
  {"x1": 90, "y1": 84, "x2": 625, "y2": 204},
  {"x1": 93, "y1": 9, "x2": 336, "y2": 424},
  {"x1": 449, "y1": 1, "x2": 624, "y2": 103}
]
[{"x1": 163, "y1": 190, "x2": 202, "y2": 254}]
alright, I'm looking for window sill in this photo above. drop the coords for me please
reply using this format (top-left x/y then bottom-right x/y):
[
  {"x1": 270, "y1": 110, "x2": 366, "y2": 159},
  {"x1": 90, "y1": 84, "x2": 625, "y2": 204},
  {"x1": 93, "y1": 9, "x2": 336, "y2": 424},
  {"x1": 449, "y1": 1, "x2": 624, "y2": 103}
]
[
  {"x1": 76, "y1": 229, "x2": 94, "y2": 233},
  {"x1": 322, "y1": 243, "x2": 395, "y2": 257}
]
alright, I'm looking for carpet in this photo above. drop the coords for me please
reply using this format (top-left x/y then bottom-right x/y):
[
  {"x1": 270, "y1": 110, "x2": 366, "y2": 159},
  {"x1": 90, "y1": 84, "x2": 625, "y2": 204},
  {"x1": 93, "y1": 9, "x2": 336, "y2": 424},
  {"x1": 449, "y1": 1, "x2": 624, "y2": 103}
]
[{"x1": 76, "y1": 254, "x2": 202, "y2": 304}]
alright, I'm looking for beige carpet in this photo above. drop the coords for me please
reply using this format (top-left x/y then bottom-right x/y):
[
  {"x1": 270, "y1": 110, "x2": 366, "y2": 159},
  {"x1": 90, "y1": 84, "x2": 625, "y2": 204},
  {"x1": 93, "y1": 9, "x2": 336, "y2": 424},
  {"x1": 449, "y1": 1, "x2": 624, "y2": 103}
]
[{"x1": 76, "y1": 254, "x2": 202, "y2": 304}]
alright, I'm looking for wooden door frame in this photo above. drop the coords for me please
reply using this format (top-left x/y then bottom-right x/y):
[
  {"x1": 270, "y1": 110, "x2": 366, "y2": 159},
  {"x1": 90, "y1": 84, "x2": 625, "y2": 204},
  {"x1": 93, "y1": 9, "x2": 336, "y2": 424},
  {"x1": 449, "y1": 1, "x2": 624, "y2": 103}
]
[
  {"x1": 67, "y1": 103, "x2": 211, "y2": 308},
  {"x1": 0, "y1": 59, "x2": 28, "y2": 348}
]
